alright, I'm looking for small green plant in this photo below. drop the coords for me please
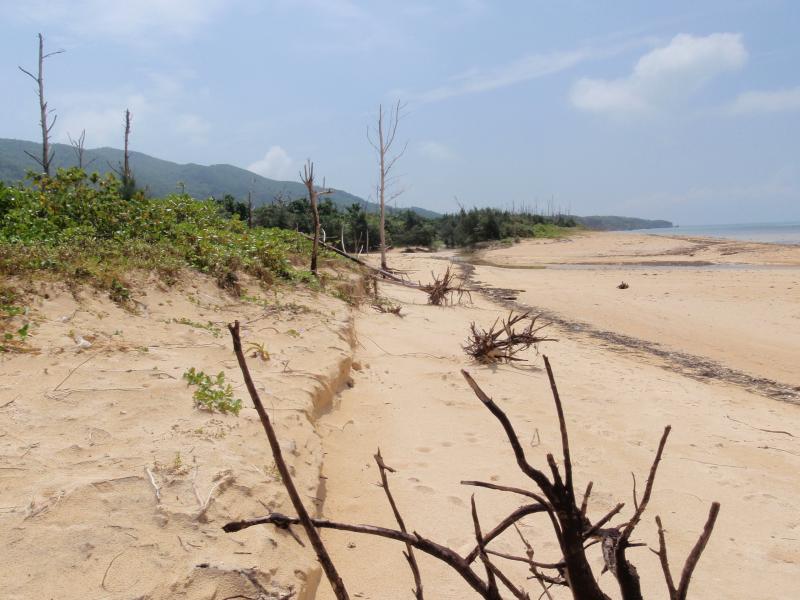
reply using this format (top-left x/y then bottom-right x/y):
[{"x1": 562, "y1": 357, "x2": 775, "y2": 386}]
[
  {"x1": 183, "y1": 367, "x2": 242, "y2": 415},
  {"x1": 109, "y1": 278, "x2": 131, "y2": 304},
  {"x1": 16, "y1": 323, "x2": 30, "y2": 340},
  {"x1": 246, "y1": 341, "x2": 270, "y2": 361}
]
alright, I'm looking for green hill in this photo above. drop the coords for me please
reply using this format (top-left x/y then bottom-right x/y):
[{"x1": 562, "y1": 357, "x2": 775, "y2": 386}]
[
  {"x1": 574, "y1": 215, "x2": 673, "y2": 230},
  {"x1": 0, "y1": 138, "x2": 439, "y2": 217}
]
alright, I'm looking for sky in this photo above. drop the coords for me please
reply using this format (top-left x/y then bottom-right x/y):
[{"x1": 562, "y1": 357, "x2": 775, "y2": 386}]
[{"x1": 1, "y1": 0, "x2": 798, "y2": 225}]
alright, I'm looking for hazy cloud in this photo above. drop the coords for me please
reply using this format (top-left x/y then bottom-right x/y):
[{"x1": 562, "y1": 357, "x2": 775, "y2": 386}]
[
  {"x1": 10, "y1": 0, "x2": 228, "y2": 42},
  {"x1": 175, "y1": 114, "x2": 212, "y2": 141},
  {"x1": 418, "y1": 140, "x2": 455, "y2": 161},
  {"x1": 571, "y1": 33, "x2": 747, "y2": 114},
  {"x1": 408, "y1": 50, "x2": 589, "y2": 104},
  {"x1": 56, "y1": 92, "x2": 150, "y2": 147},
  {"x1": 247, "y1": 146, "x2": 294, "y2": 180},
  {"x1": 726, "y1": 86, "x2": 800, "y2": 114}
]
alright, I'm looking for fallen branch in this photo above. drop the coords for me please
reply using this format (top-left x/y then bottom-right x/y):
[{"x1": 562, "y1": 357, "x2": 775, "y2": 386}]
[
  {"x1": 375, "y1": 449, "x2": 423, "y2": 599},
  {"x1": 222, "y1": 354, "x2": 721, "y2": 600},
  {"x1": 227, "y1": 321, "x2": 349, "y2": 600}
]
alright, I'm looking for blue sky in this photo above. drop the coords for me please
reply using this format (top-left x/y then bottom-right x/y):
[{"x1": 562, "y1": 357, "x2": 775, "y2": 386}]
[{"x1": 2, "y1": 0, "x2": 798, "y2": 224}]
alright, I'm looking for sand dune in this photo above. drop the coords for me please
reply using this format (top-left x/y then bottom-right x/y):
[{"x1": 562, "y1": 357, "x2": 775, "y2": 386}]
[{"x1": 1, "y1": 274, "x2": 354, "y2": 600}]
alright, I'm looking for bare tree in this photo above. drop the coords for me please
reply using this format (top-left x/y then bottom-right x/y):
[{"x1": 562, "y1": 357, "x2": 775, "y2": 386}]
[
  {"x1": 368, "y1": 100, "x2": 407, "y2": 271},
  {"x1": 299, "y1": 160, "x2": 333, "y2": 275},
  {"x1": 67, "y1": 130, "x2": 95, "y2": 170},
  {"x1": 18, "y1": 33, "x2": 64, "y2": 176}
]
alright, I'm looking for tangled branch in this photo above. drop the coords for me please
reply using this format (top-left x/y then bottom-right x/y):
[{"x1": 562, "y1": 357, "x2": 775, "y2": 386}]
[
  {"x1": 464, "y1": 311, "x2": 555, "y2": 363},
  {"x1": 420, "y1": 265, "x2": 471, "y2": 306},
  {"x1": 223, "y1": 332, "x2": 720, "y2": 600}
]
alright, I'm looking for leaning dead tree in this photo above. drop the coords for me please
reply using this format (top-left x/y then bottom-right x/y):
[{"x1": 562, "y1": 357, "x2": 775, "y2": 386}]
[
  {"x1": 224, "y1": 337, "x2": 720, "y2": 600},
  {"x1": 420, "y1": 264, "x2": 471, "y2": 306},
  {"x1": 18, "y1": 33, "x2": 64, "y2": 176},
  {"x1": 465, "y1": 311, "x2": 556, "y2": 363},
  {"x1": 368, "y1": 100, "x2": 407, "y2": 271}
]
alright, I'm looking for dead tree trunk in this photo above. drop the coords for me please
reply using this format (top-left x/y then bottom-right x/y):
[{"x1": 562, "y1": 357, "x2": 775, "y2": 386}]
[
  {"x1": 121, "y1": 109, "x2": 134, "y2": 198},
  {"x1": 18, "y1": 33, "x2": 63, "y2": 176},
  {"x1": 300, "y1": 161, "x2": 321, "y2": 274},
  {"x1": 368, "y1": 101, "x2": 407, "y2": 271},
  {"x1": 299, "y1": 161, "x2": 333, "y2": 275}
]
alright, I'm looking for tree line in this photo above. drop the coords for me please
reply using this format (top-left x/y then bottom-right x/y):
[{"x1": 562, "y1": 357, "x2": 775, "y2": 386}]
[{"x1": 217, "y1": 192, "x2": 576, "y2": 251}]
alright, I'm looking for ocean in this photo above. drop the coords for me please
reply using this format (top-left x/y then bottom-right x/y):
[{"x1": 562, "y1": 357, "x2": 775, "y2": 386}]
[{"x1": 627, "y1": 221, "x2": 800, "y2": 245}]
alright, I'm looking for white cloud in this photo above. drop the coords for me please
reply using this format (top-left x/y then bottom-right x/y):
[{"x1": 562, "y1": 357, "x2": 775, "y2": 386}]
[
  {"x1": 52, "y1": 71, "x2": 207, "y2": 150},
  {"x1": 418, "y1": 140, "x2": 455, "y2": 161},
  {"x1": 247, "y1": 146, "x2": 294, "y2": 180},
  {"x1": 10, "y1": 0, "x2": 228, "y2": 42},
  {"x1": 410, "y1": 50, "x2": 589, "y2": 104},
  {"x1": 726, "y1": 87, "x2": 800, "y2": 115},
  {"x1": 571, "y1": 33, "x2": 747, "y2": 115}
]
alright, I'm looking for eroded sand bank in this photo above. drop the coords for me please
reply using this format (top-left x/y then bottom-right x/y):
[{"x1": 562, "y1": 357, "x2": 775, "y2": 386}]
[{"x1": 1, "y1": 274, "x2": 354, "y2": 600}]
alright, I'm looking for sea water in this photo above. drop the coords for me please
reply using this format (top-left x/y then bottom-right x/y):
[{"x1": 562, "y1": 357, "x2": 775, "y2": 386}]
[{"x1": 627, "y1": 222, "x2": 800, "y2": 245}]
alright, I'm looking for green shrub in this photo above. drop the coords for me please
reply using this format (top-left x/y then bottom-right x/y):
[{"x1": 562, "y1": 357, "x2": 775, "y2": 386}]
[
  {"x1": 0, "y1": 168, "x2": 329, "y2": 291},
  {"x1": 183, "y1": 367, "x2": 242, "y2": 415}
]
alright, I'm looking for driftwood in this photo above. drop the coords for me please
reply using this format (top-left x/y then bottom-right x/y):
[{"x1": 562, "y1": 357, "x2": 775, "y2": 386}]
[
  {"x1": 298, "y1": 232, "x2": 416, "y2": 288},
  {"x1": 300, "y1": 233, "x2": 471, "y2": 309},
  {"x1": 223, "y1": 345, "x2": 720, "y2": 599},
  {"x1": 464, "y1": 311, "x2": 555, "y2": 363},
  {"x1": 420, "y1": 265, "x2": 470, "y2": 306}
]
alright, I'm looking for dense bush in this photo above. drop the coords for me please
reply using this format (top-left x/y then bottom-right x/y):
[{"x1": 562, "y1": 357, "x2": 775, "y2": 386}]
[{"x1": 0, "y1": 168, "x2": 322, "y2": 288}]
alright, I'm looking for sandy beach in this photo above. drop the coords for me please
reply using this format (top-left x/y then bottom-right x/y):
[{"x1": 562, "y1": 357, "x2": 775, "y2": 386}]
[
  {"x1": 316, "y1": 233, "x2": 800, "y2": 599},
  {"x1": 2, "y1": 232, "x2": 799, "y2": 599}
]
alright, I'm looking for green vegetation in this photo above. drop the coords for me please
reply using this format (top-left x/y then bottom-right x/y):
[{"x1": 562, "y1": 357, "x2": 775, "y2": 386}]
[
  {"x1": 0, "y1": 286, "x2": 29, "y2": 352},
  {"x1": 183, "y1": 367, "x2": 242, "y2": 415},
  {"x1": 0, "y1": 168, "x2": 328, "y2": 294},
  {"x1": 233, "y1": 196, "x2": 577, "y2": 250}
]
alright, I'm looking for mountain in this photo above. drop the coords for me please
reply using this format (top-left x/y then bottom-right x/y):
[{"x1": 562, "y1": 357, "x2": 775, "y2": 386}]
[
  {"x1": 574, "y1": 215, "x2": 673, "y2": 231},
  {"x1": 0, "y1": 138, "x2": 440, "y2": 217}
]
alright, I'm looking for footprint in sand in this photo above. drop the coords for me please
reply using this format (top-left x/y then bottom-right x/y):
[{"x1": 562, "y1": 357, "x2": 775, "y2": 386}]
[
  {"x1": 441, "y1": 441, "x2": 453, "y2": 447},
  {"x1": 415, "y1": 447, "x2": 432, "y2": 454},
  {"x1": 447, "y1": 495, "x2": 464, "y2": 506},
  {"x1": 414, "y1": 485, "x2": 435, "y2": 495}
]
